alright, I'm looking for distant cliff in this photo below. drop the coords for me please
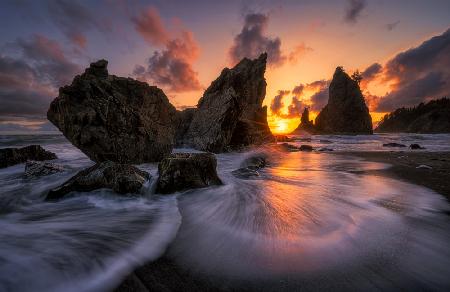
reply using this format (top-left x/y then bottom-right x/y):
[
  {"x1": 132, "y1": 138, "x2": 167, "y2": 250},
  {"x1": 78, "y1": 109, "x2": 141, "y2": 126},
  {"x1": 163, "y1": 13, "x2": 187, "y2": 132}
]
[{"x1": 375, "y1": 98, "x2": 450, "y2": 133}]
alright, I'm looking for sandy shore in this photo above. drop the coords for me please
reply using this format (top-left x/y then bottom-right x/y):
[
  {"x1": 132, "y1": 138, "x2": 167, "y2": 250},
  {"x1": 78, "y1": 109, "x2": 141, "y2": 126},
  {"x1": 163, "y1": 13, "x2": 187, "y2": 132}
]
[{"x1": 331, "y1": 151, "x2": 450, "y2": 200}]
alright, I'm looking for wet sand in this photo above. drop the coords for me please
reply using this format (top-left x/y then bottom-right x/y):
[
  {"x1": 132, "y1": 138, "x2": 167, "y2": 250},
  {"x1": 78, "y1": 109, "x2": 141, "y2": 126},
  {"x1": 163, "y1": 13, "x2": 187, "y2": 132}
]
[{"x1": 332, "y1": 151, "x2": 450, "y2": 200}]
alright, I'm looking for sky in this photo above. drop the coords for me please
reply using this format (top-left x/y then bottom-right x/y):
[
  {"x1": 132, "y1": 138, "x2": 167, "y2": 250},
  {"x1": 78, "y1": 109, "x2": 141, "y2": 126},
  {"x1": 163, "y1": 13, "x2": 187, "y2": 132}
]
[{"x1": 0, "y1": 0, "x2": 449, "y2": 133}]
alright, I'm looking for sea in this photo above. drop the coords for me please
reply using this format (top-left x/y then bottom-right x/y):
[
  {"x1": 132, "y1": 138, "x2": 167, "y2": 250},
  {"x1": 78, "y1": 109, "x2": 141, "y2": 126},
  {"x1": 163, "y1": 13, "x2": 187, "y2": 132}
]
[{"x1": 0, "y1": 132, "x2": 449, "y2": 291}]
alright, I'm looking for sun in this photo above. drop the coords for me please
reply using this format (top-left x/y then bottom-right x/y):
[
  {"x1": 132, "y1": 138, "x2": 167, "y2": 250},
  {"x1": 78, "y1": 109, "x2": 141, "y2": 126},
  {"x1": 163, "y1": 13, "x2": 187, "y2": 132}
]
[{"x1": 275, "y1": 120, "x2": 288, "y2": 133}]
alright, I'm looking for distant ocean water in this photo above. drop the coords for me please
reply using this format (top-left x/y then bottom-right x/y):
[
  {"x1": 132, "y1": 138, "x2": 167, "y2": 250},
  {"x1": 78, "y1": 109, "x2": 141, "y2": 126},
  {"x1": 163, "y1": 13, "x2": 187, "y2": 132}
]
[{"x1": 0, "y1": 133, "x2": 449, "y2": 291}]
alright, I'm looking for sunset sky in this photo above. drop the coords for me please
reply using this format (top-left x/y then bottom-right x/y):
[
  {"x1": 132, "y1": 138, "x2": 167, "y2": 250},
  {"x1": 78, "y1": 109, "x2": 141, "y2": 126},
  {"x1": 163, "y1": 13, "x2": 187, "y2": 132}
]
[{"x1": 0, "y1": 0, "x2": 449, "y2": 133}]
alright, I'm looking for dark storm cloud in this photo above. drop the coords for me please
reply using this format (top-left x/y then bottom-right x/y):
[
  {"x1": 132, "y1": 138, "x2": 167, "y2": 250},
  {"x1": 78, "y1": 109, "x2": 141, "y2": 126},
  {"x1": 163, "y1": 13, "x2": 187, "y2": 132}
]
[
  {"x1": 361, "y1": 63, "x2": 382, "y2": 82},
  {"x1": 229, "y1": 13, "x2": 285, "y2": 66},
  {"x1": 47, "y1": 0, "x2": 109, "y2": 48},
  {"x1": 132, "y1": 7, "x2": 202, "y2": 92},
  {"x1": 386, "y1": 21, "x2": 400, "y2": 31},
  {"x1": 270, "y1": 90, "x2": 289, "y2": 115},
  {"x1": 287, "y1": 96, "x2": 304, "y2": 118},
  {"x1": 344, "y1": 0, "x2": 367, "y2": 24},
  {"x1": 292, "y1": 84, "x2": 304, "y2": 96},
  {"x1": 375, "y1": 28, "x2": 450, "y2": 111}
]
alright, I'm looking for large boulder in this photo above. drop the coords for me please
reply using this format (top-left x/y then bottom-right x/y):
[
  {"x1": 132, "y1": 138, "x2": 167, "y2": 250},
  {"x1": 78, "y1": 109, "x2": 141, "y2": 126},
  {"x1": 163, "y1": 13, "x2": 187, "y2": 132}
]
[
  {"x1": 180, "y1": 53, "x2": 274, "y2": 152},
  {"x1": 232, "y1": 153, "x2": 268, "y2": 179},
  {"x1": 156, "y1": 153, "x2": 222, "y2": 194},
  {"x1": 46, "y1": 161, "x2": 150, "y2": 200},
  {"x1": 25, "y1": 160, "x2": 65, "y2": 178},
  {"x1": 0, "y1": 145, "x2": 57, "y2": 168},
  {"x1": 47, "y1": 60, "x2": 177, "y2": 163},
  {"x1": 315, "y1": 67, "x2": 373, "y2": 134}
]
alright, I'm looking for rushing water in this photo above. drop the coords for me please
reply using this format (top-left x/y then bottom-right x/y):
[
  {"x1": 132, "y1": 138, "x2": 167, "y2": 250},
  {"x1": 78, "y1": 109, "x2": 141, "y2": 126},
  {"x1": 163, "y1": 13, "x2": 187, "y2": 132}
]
[{"x1": 0, "y1": 133, "x2": 450, "y2": 291}]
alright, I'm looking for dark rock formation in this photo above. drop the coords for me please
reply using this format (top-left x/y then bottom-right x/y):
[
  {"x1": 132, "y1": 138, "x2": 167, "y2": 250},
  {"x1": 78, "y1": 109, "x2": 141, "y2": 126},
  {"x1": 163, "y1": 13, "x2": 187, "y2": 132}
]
[
  {"x1": 383, "y1": 143, "x2": 406, "y2": 148},
  {"x1": 232, "y1": 153, "x2": 267, "y2": 179},
  {"x1": 174, "y1": 108, "x2": 196, "y2": 147},
  {"x1": 375, "y1": 98, "x2": 450, "y2": 133},
  {"x1": 315, "y1": 67, "x2": 373, "y2": 134},
  {"x1": 291, "y1": 107, "x2": 316, "y2": 134},
  {"x1": 299, "y1": 145, "x2": 314, "y2": 151},
  {"x1": 47, "y1": 60, "x2": 177, "y2": 163},
  {"x1": 46, "y1": 161, "x2": 150, "y2": 200},
  {"x1": 0, "y1": 145, "x2": 57, "y2": 168},
  {"x1": 180, "y1": 53, "x2": 274, "y2": 152},
  {"x1": 410, "y1": 143, "x2": 425, "y2": 150},
  {"x1": 318, "y1": 147, "x2": 334, "y2": 152},
  {"x1": 274, "y1": 135, "x2": 292, "y2": 142},
  {"x1": 156, "y1": 153, "x2": 222, "y2": 194},
  {"x1": 25, "y1": 161, "x2": 64, "y2": 178},
  {"x1": 277, "y1": 143, "x2": 300, "y2": 152}
]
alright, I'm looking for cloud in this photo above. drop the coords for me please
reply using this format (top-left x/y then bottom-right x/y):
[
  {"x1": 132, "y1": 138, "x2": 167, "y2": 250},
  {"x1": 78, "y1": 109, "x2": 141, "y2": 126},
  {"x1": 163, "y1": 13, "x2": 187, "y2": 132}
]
[
  {"x1": 287, "y1": 96, "x2": 304, "y2": 118},
  {"x1": 270, "y1": 90, "x2": 289, "y2": 115},
  {"x1": 0, "y1": 35, "x2": 80, "y2": 121},
  {"x1": 229, "y1": 13, "x2": 285, "y2": 67},
  {"x1": 292, "y1": 84, "x2": 304, "y2": 96},
  {"x1": 288, "y1": 44, "x2": 313, "y2": 64},
  {"x1": 344, "y1": 0, "x2": 367, "y2": 24},
  {"x1": 47, "y1": 0, "x2": 109, "y2": 48},
  {"x1": 132, "y1": 7, "x2": 202, "y2": 92},
  {"x1": 309, "y1": 85, "x2": 329, "y2": 111},
  {"x1": 386, "y1": 21, "x2": 400, "y2": 31},
  {"x1": 373, "y1": 28, "x2": 450, "y2": 111}
]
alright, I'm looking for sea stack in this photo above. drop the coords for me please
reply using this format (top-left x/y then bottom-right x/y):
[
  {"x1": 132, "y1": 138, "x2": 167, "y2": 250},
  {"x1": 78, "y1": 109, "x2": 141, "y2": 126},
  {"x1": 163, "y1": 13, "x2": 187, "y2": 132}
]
[
  {"x1": 315, "y1": 67, "x2": 373, "y2": 134},
  {"x1": 291, "y1": 107, "x2": 315, "y2": 134},
  {"x1": 180, "y1": 53, "x2": 274, "y2": 152},
  {"x1": 47, "y1": 60, "x2": 178, "y2": 163}
]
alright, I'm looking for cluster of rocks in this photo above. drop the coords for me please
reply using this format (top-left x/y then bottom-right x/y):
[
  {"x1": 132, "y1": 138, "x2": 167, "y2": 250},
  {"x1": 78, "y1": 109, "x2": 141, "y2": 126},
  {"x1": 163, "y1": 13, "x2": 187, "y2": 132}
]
[{"x1": 0, "y1": 145, "x2": 57, "y2": 168}]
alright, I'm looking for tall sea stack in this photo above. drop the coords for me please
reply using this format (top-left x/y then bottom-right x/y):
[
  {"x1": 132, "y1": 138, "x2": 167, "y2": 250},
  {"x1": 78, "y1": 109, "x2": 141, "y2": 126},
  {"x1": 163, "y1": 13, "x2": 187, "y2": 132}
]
[{"x1": 315, "y1": 67, "x2": 373, "y2": 134}]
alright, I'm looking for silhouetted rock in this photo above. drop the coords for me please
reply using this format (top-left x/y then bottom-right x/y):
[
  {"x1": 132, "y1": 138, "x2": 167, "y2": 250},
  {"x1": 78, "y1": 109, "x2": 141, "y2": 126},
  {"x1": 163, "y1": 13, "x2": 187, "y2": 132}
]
[
  {"x1": 232, "y1": 153, "x2": 267, "y2": 179},
  {"x1": 383, "y1": 143, "x2": 406, "y2": 148},
  {"x1": 46, "y1": 161, "x2": 149, "y2": 200},
  {"x1": 275, "y1": 135, "x2": 293, "y2": 142},
  {"x1": 315, "y1": 67, "x2": 373, "y2": 134},
  {"x1": 25, "y1": 161, "x2": 64, "y2": 178},
  {"x1": 156, "y1": 153, "x2": 222, "y2": 194},
  {"x1": 181, "y1": 53, "x2": 274, "y2": 152},
  {"x1": 318, "y1": 147, "x2": 334, "y2": 152},
  {"x1": 410, "y1": 143, "x2": 425, "y2": 150},
  {"x1": 291, "y1": 107, "x2": 316, "y2": 134},
  {"x1": 375, "y1": 98, "x2": 450, "y2": 133},
  {"x1": 47, "y1": 60, "x2": 177, "y2": 163},
  {"x1": 0, "y1": 145, "x2": 57, "y2": 168},
  {"x1": 277, "y1": 143, "x2": 300, "y2": 152},
  {"x1": 299, "y1": 145, "x2": 314, "y2": 151}
]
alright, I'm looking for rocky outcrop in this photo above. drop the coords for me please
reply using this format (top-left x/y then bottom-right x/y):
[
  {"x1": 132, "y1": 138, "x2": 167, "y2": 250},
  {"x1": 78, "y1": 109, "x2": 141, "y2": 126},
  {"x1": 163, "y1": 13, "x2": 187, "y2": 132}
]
[
  {"x1": 47, "y1": 60, "x2": 177, "y2": 163},
  {"x1": 383, "y1": 143, "x2": 406, "y2": 148},
  {"x1": 291, "y1": 108, "x2": 316, "y2": 134},
  {"x1": 0, "y1": 145, "x2": 57, "y2": 168},
  {"x1": 375, "y1": 98, "x2": 450, "y2": 133},
  {"x1": 232, "y1": 153, "x2": 267, "y2": 179},
  {"x1": 156, "y1": 153, "x2": 222, "y2": 194},
  {"x1": 46, "y1": 161, "x2": 150, "y2": 200},
  {"x1": 315, "y1": 67, "x2": 373, "y2": 134},
  {"x1": 410, "y1": 143, "x2": 425, "y2": 150},
  {"x1": 25, "y1": 161, "x2": 64, "y2": 178},
  {"x1": 180, "y1": 53, "x2": 274, "y2": 152}
]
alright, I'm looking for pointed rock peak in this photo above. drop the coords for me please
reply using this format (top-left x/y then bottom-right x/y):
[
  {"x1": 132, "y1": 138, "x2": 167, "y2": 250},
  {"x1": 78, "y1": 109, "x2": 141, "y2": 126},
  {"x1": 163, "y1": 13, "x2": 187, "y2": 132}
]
[
  {"x1": 332, "y1": 66, "x2": 351, "y2": 80},
  {"x1": 85, "y1": 59, "x2": 109, "y2": 78}
]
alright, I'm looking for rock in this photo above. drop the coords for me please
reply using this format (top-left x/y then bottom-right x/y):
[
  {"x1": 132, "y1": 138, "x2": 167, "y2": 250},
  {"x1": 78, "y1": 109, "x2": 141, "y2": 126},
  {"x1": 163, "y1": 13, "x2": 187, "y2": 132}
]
[
  {"x1": 47, "y1": 60, "x2": 177, "y2": 163},
  {"x1": 46, "y1": 161, "x2": 150, "y2": 200},
  {"x1": 275, "y1": 135, "x2": 292, "y2": 142},
  {"x1": 315, "y1": 67, "x2": 373, "y2": 134},
  {"x1": 410, "y1": 143, "x2": 425, "y2": 150},
  {"x1": 0, "y1": 145, "x2": 57, "y2": 168},
  {"x1": 232, "y1": 153, "x2": 268, "y2": 179},
  {"x1": 318, "y1": 147, "x2": 334, "y2": 152},
  {"x1": 156, "y1": 153, "x2": 222, "y2": 194},
  {"x1": 25, "y1": 160, "x2": 64, "y2": 178},
  {"x1": 174, "y1": 108, "x2": 197, "y2": 147},
  {"x1": 277, "y1": 143, "x2": 300, "y2": 152},
  {"x1": 291, "y1": 107, "x2": 316, "y2": 134},
  {"x1": 181, "y1": 53, "x2": 274, "y2": 152},
  {"x1": 299, "y1": 145, "x2": 314, "y2": 151},
  {"x1": 375, "y1": 98, "x2": 450, "y2": 133},
  {"x1": 383, "y1": 143, "x2": 407, "y2": 148}
]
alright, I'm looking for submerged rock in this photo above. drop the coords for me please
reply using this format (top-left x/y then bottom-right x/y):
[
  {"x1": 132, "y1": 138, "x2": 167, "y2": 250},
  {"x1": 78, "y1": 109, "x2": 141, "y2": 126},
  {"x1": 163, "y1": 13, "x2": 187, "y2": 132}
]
[
  {"x1": 383, "y1": 143, "x2": 407, "y2": 148},
  {"x1": 0, "y1": 145, "x2": 57, "y2": 168},
  {"x1": 315, "y1": 67, "x2": 373, "y2": 134},
  {"x1": 46, "y1": 161, "x2": 150, "y2": 200},
  {"x1": 156, "y1": 153, "x2": 222, "y2": 194},
  {"x1": 47, "y1": 60, "x2": 177, "y2": 163},
  {"x1": 25, "y1": 160, "x2": 64, "y2": 178},
  {"x1": 410, "y1": 143, "x2": 425, "y2": 150},
  {"x1": 181, "y1": 53, "x2": 274, "y2": 152},
  {"x1": 232, "y1": 153, "x2": 268, "y2": 179},
  {"x1": 299, "y1": 145, "x2": 314, "y2": 151}
]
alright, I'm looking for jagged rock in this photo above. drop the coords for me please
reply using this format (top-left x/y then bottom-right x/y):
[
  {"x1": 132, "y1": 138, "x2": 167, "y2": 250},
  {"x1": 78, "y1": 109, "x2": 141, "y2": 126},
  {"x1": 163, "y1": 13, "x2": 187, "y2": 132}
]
[
  {"x1": 181, "y1": 53, "x2": 274, "y2": 152},
  {"x1": 156, "y1": 153, "x2": 222, "y2": 194},
  {"x1": 25, "y1": 160, "x2": 64, "y2": 178},
  {"x1": 232, "y1": 153, "x2": 267, "y2": 179},
  {"x1": 375, "y1": 98, "x2": 450, "y2": 133},
  {"x1": 291, "y1": 108, "x2": 316, "y2": 134},
  {"x1": 0, "y1": 145, "x2": 57, "y2": 168},
  {"x1": 383, "y1": 143, "x2": 407, "y2": 148},
  {"x1": 46, "y1": 161, "x2": 150, "y2": 200},
  {"x1": 299, "y1": 145, "x2": 314, "y2": 151},
  {"x1": 315, "y1": 67, "x2": 373, "y2": 134},
  {"x1": 47, "y1": 60, "x2": 177, "y2": 163},
  {"x1": 410, "y1": 143, "x2": 425, "y2": 150}
]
